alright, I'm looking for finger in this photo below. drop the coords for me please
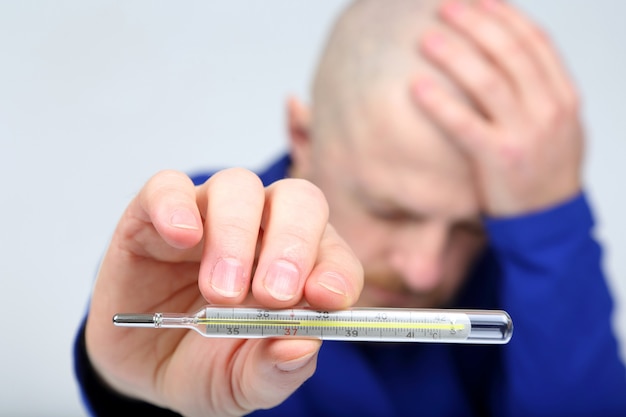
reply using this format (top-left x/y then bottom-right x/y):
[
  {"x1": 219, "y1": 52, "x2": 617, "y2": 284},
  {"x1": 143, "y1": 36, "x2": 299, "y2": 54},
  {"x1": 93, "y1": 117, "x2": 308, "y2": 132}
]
[
  {"x1": 134, "y1": 170, "x2": 204, "y2": 256},
  {"x1": 440, "y1": 0, "x2": 577, "y2": 113},
  {"x1": 236, "y1": 339, "x2": 321, "y2": 412},
  {"x1": 412, "y1": 75, "x2": 493, "y2": 156},
  {"x1": 252, "y1": 179, "x2": 329, "y2": 307},
  {"x1": 481, "y1": 0, "x2": 578, "y2": 105},
  {"x1": 303, "y1": 224, "x2": 363, "y2": 310},
  {"x1": 419, "y1": 28, "x2": 517, "y2": 123},
  {"x1": 437, "y1": 1, "x2": 550, "y2": 111},
  {"x1": 196, "y1": 168, "x2": 265, "y2": 304}
]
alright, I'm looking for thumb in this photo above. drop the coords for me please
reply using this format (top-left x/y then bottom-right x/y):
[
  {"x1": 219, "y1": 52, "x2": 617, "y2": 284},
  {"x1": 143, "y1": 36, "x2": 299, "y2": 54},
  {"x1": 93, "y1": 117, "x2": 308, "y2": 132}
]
[{"x1": 238, "y1": 339, "x2": 321, "y2": 412}]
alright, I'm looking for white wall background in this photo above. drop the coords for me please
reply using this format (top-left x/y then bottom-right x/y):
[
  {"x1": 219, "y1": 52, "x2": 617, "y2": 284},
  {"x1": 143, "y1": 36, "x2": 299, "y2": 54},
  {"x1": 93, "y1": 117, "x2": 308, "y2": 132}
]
[{"x1": 0, "y1": 1, "x2": 624, "y2": 415}]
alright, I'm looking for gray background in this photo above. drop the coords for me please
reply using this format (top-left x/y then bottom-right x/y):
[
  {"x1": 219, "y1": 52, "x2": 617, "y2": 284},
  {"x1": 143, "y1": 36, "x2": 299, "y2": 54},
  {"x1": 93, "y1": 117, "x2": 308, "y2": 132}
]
[{"x1": 1, "y1": 1, "x2": 624, "y2": 415}]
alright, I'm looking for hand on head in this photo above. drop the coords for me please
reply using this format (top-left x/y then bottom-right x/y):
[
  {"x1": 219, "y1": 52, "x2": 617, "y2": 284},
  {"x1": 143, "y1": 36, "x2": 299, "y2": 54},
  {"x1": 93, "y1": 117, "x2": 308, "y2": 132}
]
[
  {"x1": 414, "y1": 0, "x2": 583, "y2": 216},
  {"x1": 290, "y1": 0, "x2": 584, "y2": 309}
]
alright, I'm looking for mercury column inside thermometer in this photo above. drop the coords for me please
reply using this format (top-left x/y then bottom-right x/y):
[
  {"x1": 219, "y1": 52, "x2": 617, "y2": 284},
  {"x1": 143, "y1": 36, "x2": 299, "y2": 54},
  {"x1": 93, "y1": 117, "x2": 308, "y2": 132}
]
[{"x1": 114, "y1": 306, "x2": 513, "y2": 344}]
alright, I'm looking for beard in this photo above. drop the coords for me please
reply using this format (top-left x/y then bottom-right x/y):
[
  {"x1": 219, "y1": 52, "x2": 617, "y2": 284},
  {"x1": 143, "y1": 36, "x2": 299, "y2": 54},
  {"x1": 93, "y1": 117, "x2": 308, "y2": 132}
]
[{"x1": 356, "y1": 271, "x2": 459, "y2": 309}]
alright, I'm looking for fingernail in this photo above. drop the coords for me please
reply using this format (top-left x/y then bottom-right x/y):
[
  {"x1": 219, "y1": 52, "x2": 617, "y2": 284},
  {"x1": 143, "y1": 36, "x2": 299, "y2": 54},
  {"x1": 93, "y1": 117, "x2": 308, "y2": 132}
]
[
  {"x1": 264, "y1": 260, "x2": 300, "y2": 301},
  {"x1": 170, "y1": 209, "x2": 199, "y2": 230},
  {"x1": 211, "y1": 258, "x2": 245, "y2": 298},
  {"x1": 414, "y1": 78, "x2": 433, "y2": 99},
  {"x1": 480, "y1": 0, "x2": 498, "y2": 10},
  {"x1": 276, "y1": 351, "x2": 316, "y2": 372},
  {"x1": 442, "y1": 1, "x2": 465, "y2": 19},
  {"x1": 423, "y1": 33, "x2": 444, "y2": 53},
  {"x1": 317, "y1": 272, "x2": 347, "y2": 296}
]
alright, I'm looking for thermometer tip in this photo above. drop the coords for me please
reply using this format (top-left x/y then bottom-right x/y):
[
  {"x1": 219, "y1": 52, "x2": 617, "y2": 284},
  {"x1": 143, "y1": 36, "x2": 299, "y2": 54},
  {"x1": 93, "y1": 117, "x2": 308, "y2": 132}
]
[{"x1": 113, "y1": 314, "x2": 156, "y2": 327}]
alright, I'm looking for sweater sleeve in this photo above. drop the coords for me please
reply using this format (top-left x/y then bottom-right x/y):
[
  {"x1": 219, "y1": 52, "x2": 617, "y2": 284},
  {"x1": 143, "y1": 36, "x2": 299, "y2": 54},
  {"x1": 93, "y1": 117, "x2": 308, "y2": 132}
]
[
  {"x1": 485, "y1": 193, "x2": 626, "y2": 417},
  {"x1": 73, "y1": 316, "x2": 182, "y2": 416}
]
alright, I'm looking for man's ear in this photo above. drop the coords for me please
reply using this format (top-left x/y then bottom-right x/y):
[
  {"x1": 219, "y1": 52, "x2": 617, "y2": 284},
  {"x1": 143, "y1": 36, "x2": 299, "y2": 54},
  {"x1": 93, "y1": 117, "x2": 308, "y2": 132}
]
[{"x1": 286, "y1": 96, "x2": 313, "y2": 179}]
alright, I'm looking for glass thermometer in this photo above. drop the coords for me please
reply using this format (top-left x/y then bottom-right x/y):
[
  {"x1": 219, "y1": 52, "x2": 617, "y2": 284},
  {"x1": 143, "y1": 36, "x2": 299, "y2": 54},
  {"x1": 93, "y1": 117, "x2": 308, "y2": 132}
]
[{"x1": 114, "y1": 305, "x2": 512, "y2": 344}]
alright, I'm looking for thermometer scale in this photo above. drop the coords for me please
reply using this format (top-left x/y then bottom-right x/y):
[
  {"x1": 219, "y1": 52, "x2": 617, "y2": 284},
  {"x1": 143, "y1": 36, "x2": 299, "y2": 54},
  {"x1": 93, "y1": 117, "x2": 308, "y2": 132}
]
[{"x1": 114, "y1": 305, "x2": 513, "y2": 344}]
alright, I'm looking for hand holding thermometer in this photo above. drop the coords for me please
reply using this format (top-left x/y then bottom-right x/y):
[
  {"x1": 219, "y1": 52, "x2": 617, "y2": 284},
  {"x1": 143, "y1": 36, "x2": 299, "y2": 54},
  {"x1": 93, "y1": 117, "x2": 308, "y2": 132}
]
[{"x1": 114, "y1": 305, "x2": 513, "y2": 344}]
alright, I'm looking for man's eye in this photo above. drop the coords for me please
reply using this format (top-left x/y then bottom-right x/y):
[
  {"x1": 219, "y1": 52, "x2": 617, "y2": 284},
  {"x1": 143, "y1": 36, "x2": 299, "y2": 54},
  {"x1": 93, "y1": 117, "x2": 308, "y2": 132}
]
[
  {"x1": 454, "y1": 222, "x2": 485, "y2": 237},
  {"x1": 371, "y1": 209, "x2": 410, "y2": 222}
]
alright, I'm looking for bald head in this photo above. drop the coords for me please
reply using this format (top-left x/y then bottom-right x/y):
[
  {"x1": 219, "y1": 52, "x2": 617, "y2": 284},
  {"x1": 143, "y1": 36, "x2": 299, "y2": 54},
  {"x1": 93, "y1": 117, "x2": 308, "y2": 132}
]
[{"x1": 310, "y1": 0, "x2": 455, "y2": 141}]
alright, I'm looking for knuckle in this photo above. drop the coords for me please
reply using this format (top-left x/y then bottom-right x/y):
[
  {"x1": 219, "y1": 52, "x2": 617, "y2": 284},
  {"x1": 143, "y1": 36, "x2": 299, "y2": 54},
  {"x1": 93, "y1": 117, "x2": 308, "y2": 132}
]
[
  {"x1": 149, "y1": 169, "x2": 188, "y2": 188},
  {"x1": 496, "y1": 142, "x2": 526, "y2": 166},
  {"x1": 205, "y1": 169, "x2": 265, "y2": 215},
  {"x1": 144, "y1": 169, "x2": 192, "y2": 202},
  {"x1": 271, "y1": 178, "x2": 329, "y2": 217},
  {"x1": 497, "y1": 129, "x2": 525, "y2": 150},
  {"x1": 323, "y1": 224, "x2": 363, "y2": 272},
  {"x1": 209, "y1": 167, "x2": 264, "y2": 192},
  {"x1": 472, "y1": 70, "x2": 505, "y2": 97},
  {"x1": 530, "y1": 25, "x2": 551, "y2": 46},
  {"x1": 564, "y1": 88, "x2": 581, "y2": 114},
  {"x1": 454, "y1": 118, "x2": 474, "y2": 135},
  {"x1": 537, "y1": 102, "x2": 567, "y2": 133},
  {"x1": 263, "y1": 180, "x2": 331, "y2": 261},
  {"x1": 215, "y1": 218, "x2": 258, "y2": 239},
  {"x1": 445, "y1": 112, "x2": 480, "y2": 143},
  {"x1": 498, "y1": 37, "x2": 523, "y2": 60},
  {"x1": 279, "y1": 231, "x2": 316, "y2": 260}
]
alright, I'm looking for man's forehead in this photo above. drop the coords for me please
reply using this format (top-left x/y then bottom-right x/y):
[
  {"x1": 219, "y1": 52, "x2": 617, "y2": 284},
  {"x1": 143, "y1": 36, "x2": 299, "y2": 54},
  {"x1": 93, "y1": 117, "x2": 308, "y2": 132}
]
[
  {"x1": 345, "y1": 80, "x2": 470, "y2": 172},
  {"x1": 344, "y1": 145, "x2": 481, "y2": 222}
]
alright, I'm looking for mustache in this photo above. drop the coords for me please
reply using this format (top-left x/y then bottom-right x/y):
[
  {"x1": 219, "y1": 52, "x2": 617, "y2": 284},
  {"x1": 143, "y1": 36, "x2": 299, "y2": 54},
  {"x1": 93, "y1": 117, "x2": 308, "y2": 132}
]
[
  {"x1": 364, "y1": 272, "x2": 415, "y2": 294},
  {"x1": 362, "y1": 271, "x2": 456, "y2": 308}
]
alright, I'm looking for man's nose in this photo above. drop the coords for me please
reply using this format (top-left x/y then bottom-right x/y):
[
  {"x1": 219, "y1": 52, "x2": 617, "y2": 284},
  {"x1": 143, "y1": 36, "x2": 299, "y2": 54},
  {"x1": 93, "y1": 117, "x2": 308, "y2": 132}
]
[{"x1": 388, "y1": 223, "x2": 447, "y2": 292}]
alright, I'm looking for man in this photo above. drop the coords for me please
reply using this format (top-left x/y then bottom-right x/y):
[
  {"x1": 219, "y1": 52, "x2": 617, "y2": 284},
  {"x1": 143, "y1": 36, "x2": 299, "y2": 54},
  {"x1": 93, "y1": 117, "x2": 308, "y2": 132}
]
[{"x1": 74, "y1": 0, "x2": 626, "y2": 416}]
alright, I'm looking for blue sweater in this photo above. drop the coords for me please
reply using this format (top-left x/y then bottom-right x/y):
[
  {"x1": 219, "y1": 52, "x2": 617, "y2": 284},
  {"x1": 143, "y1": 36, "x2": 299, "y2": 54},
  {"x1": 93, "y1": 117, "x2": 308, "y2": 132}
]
[{"x1": 74, "y1": 154, "x2": 626, "y2": 416}]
